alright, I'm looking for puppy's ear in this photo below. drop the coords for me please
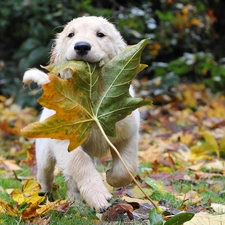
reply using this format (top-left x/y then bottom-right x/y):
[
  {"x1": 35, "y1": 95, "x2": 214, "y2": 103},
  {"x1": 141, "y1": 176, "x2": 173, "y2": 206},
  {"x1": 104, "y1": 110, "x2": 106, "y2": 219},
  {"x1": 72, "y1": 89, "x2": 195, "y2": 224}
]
[
  {"x1": 110, "y1": 24, "x2": 127, "y2": 54},
  {"x1": 116, "y1": 38, "x2": 127, "y2": 53},
  {"x1": 113, "y1": 34, "x2": 127, "y2": 55}
]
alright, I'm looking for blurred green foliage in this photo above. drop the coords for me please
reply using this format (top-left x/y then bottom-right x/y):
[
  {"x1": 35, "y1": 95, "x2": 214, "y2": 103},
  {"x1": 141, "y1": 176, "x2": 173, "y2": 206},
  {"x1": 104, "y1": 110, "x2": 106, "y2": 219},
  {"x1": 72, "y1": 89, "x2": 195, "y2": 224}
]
[{"x1": 0, "y1": 0, "x2": 224, "y2": 108}]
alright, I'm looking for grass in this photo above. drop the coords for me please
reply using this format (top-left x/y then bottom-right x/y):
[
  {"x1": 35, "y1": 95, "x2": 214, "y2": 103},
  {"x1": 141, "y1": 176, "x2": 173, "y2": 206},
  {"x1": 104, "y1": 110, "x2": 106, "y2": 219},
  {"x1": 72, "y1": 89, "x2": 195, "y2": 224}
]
[{"x1": 173, "y1": 176, "x2": 225, "y2": 205}]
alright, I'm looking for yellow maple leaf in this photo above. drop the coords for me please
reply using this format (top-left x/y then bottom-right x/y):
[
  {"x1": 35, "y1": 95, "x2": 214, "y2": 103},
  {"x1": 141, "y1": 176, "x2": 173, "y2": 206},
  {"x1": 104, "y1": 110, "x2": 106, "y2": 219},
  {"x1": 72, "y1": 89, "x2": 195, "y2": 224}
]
[{"x1": 11, "y1": 180, "x2": 45, "y2": 206}]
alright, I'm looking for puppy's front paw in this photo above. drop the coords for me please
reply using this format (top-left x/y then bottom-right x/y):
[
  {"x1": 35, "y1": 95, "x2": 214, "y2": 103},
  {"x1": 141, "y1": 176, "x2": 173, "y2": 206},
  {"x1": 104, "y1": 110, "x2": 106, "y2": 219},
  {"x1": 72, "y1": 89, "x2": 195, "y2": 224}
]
[
  {"x1": 91, "y1": 195, "x2": 112, "y2": 213},
  {"x1": 23, "y1": 68, "x2": 50, "y2": 86},
  {"x1": 80, "y1": 184, "x2": 112, "y2": 212}
]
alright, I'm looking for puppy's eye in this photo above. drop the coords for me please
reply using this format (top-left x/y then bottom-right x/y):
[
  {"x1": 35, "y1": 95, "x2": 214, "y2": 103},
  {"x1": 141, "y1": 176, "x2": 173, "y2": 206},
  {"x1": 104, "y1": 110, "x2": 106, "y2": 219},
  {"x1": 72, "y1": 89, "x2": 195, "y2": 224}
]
[
  {"x1": 68, "y1": 32, "x2": 74, "y2": 38},
  {"x1": 97, "y1": 32, "x2": 105, "y2": 38}
]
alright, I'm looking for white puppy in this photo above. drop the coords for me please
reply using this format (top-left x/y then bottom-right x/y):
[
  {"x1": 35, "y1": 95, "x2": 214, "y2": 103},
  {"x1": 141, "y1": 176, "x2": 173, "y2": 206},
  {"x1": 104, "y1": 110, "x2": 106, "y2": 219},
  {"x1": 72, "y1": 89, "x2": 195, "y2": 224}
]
[{"x1": 23, "y1": 16, "x2": 140, "y2": 212}]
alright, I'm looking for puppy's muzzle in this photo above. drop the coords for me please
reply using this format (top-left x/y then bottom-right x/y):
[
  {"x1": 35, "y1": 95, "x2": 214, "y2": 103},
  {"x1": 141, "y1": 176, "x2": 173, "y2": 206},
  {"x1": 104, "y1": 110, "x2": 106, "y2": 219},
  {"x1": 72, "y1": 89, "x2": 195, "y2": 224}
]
[{"x1": 74, "y1": 42, "x2": 91, "y2": 56}]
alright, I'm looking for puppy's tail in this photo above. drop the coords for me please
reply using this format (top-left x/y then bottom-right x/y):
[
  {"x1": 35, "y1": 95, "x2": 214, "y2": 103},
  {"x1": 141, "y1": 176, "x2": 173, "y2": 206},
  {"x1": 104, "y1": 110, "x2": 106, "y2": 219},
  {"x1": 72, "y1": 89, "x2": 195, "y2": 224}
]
[{"x1": 23, "y1": 68, "x2": 50, "y2": 86}]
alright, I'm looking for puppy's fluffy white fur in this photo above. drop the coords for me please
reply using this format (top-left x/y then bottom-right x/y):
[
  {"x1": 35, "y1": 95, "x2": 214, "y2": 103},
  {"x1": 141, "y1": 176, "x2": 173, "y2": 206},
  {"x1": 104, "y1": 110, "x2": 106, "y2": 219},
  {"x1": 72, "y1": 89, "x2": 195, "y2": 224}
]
[{"x1": 23, "y1": 16, "x2": 140, "y2": 212}]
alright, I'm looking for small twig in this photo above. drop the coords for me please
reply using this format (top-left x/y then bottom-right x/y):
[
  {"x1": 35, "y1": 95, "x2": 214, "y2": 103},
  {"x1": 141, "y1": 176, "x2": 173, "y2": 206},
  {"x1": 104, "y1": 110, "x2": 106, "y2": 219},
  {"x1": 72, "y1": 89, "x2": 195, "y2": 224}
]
[{"x1": 13, "y1": 170, "x2": 22, "y2": 182}]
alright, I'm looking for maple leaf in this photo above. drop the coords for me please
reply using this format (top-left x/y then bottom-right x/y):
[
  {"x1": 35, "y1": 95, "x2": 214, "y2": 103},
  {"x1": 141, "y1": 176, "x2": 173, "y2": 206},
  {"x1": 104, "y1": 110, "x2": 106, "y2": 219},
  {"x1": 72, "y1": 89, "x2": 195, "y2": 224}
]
[
  {"x1": 11, "y1": 180, "x2": 45, "y2": 206},
  {"x1": 20, "y1": 38, "x2": 152, "y2": 151}
]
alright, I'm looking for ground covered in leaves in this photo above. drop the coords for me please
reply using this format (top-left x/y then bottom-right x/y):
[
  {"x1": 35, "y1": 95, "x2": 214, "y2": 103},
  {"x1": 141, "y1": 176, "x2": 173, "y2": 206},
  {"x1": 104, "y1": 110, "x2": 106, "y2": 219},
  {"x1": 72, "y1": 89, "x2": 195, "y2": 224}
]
[{"x1": 0, "y1": 82, "x2": 225, "y2": 224}]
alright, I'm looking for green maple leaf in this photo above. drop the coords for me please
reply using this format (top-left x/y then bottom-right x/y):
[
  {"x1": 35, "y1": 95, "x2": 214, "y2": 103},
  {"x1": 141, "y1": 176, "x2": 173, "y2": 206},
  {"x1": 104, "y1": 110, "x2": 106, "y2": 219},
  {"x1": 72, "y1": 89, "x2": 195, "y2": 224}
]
[{"x1": 21, "y1": 38, "x2": 152, "y2": 151}]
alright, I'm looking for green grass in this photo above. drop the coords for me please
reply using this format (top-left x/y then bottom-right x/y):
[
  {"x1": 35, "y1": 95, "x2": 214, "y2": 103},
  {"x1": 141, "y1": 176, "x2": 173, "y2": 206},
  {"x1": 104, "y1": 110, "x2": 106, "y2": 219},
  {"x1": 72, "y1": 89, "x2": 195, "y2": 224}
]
[{"x1": 173, "y1": 176, "x2": 225, "y2": 205}]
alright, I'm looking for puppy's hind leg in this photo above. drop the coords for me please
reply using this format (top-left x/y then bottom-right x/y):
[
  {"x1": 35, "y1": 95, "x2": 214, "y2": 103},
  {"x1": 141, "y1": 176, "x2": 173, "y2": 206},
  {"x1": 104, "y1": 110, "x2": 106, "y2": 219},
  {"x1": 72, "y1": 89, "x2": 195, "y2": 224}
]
[
  {"x1": 106, "y1": 109, "x2": 140, "y2": 188},
  {"x1": 36, "y1": 139, "x2": 55, "y2": 193},
  {"x1": 107, "y1": 134, "x2": 139, "y2": 188}
]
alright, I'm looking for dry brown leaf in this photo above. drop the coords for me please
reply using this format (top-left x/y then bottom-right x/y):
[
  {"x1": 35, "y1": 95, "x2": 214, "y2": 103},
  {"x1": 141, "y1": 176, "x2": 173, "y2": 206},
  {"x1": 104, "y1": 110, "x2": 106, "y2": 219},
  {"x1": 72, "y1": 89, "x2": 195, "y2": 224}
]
[
  {"x1": 1, "y1": 159, "x2": 22, "y2": 171},
  {"x1": 37, "y1": 200, "x2": 61, "y2": 215},
  {"x1": 188, "y1": 161, "x2": 206, "y2": 171},
  {"x1": 22, "y1": 203, "x2": 39, "y2": 218},
  {"x1": 102, "y1": 202, "x2": 134, "y2": 221},
  {"x1": 138, "y1": 145, "x2": 164, "y2": 163},
  {"x1": 194, "y1": 171, "x2": 223, "y2": 179},
  {"x1": 30, "y1": 215, "x2": 51, "y2": 225}
]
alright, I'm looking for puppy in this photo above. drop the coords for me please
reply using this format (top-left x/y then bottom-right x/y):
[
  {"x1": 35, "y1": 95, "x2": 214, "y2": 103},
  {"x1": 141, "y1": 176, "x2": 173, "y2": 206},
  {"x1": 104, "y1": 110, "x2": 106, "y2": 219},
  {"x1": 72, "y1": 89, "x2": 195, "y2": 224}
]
[{"x1": 23, "y1": 16, "x2": 140, "y2": 212}]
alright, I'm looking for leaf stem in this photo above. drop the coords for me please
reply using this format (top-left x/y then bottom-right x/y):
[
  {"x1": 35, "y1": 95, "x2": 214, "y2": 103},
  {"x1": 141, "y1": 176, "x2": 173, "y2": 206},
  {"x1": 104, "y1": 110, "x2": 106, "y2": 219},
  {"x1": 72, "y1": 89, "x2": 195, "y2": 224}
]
[{"x1": 94, "y1": 118, "x2": 159, "y2": 210}]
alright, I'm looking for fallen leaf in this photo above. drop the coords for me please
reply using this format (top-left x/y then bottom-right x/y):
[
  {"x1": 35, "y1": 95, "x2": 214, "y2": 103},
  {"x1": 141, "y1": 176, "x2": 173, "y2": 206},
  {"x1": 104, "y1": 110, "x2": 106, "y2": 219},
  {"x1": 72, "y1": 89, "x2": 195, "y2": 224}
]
[
  {"x1": 138, "y1": 145, "x2": 164, "y2": 164},
  {"x1": 0, "y1": 121, "x2": 20, "y2": 136},
  {"x1": 188, "y1": 161, "x2": 206, "y2": 171},
  {"x1": 194, "y1": 171, "x2": 223, "y2": 179},
  {"x1": 53, "y1": 200, "x2": 70, "y2": 212},
  {"x1": 145, "y1": 177, "x2": 167, "y2": 194},
  {"x1": 184, "y1": 212, "x2": 225, "y2": 225},
  {"x1": 122, "y1": 196, "x2": 150, "y2": 204},
  {"x1": 21, "y1": 145, "x2": 36, "y2": 168},
  {"x1": 0, "y1": 159, "x2": 22, "y2": 171},
  {"x1": 176, "y1": 190, "x2": 203, "y2": 204},
  {"x1": 211, "y1": 203, "x2": 225, "y2": 214},
  {"x1": 29, "y1": 215, "x2": 51, "y2": 225},
  {"x1": 36, "y1": 200, "x2": 61, "y2": 215},
  {"x1": 102, "y1": 202, "x2": 134, "y2": 221},
  {"x1": 202, "y1": 131, "x2": 220, "y2": 157},
  {"x1": 204, "y1": 160, "x2": 225, "y2": 172},
  {"x1": 124, "y1": 187, "x2": 154, "y2": 199},
  {"x1": 183, "y1": 89, "x2": 197, "y2": 108},
  {"x1": 0, "y1": 198, "x2": 20, "y2": 217},
  {"x1": 22, "y1": 202, "x2": 39, "y2": 218},
  {"x1": 11, "y1": 180, "x2": 45, "y2": 206}
]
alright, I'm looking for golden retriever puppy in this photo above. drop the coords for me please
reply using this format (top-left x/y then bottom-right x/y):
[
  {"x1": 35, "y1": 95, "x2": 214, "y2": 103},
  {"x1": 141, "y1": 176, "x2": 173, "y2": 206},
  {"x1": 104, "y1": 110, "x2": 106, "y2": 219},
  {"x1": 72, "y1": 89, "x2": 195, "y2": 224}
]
[{"x1": 23, "y1": 16, "x2": 140, "y2": 212}]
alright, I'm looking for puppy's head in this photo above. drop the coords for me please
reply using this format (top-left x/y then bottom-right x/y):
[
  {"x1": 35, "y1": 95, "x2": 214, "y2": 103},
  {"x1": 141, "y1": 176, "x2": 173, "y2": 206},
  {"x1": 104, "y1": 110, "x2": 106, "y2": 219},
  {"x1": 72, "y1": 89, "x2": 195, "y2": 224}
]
[{"x1": 50, "y1": 16, "x2": 126, "y2": 66}]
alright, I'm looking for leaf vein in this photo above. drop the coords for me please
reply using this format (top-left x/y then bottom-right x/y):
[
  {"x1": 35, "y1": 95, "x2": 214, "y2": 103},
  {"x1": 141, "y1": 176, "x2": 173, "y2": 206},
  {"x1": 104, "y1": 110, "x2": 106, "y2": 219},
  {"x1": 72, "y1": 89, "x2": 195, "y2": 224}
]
[{"x1": 95, "y1": 48, "x2": 142, "y2": 116}]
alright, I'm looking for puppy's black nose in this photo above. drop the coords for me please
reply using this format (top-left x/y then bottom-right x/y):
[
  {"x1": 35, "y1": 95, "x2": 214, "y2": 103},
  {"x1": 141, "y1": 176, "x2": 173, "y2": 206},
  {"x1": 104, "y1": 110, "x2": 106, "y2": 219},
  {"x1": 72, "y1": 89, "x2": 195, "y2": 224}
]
[{"x1": 74, "y1": 42, "x2": 91, "y2": 55}]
